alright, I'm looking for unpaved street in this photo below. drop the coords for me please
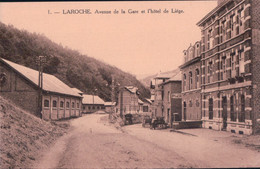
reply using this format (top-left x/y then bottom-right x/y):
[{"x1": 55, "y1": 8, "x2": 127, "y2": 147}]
[{"x1": 34, "y1": 114, "x2": 260, "y2": 168}]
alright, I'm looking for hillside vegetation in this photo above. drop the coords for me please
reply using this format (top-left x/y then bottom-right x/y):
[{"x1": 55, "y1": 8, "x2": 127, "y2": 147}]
[
  {"x1": 0, "y1": 22, "x2": 150, "y2": 101},
  {"x1": 0, "y1": 96, "x2": 70, "y2": 168}
]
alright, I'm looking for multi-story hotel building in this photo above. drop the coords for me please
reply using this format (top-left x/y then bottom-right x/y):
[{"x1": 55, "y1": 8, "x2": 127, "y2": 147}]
[
  {"x1": 197, "y1": 0, "x2": 260, "y2": 134},
  {"x1": 179, "y1": 41, "x2": 202, "y2": 122}
]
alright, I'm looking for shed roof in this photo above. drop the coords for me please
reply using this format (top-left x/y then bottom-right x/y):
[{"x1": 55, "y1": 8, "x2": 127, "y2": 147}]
[
  {"x1": 155, "y1": 72, "x2": 172, "y2": 79},
  {"x1": 138, "y1": 99, "x2": 144, "y2": 104},
  {"x1": 168, "y1": 71, "x2": 182, "y2": 81},
  {"x1": 1, "y1": 58, "x2": 81, "y2": 97},
  {"x1": 125, "y1": 86, "x2": 138, "y2": 94},
  {"x1": 82, "y1": 94, "x2": 105, "y2": 105},
  {"x1": 159, "y1": 71, "x2": 182, "y2": 86},
  {"x1": 104, "y1": 102, "x2": 116, "y2": 106},
  {"x1": 143, "y1": 98, "x2": 152, "y2": 104}
]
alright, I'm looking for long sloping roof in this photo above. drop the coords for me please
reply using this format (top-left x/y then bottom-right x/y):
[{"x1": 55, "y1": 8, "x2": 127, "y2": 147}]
[
  {"x1": 125, "y1": 86, "x2": 138, "y2": 94},
  {"x1": 72, "y1": 88, "x2": 83, "y2": 95},
  {"x1": 82, "y1": 94, "x2": 105, "y2": 105},
  {"x1": 168, "y1": 71, "x2": 182, "y2": 81},
  {"x1": 1, "y1": 58, "x2": 81, "y2": 97},
  {"x1": 104, "y1": 102, "x2": 116, "y2": 106},
  {"x1": 159, "y1": 70, "x2": 182, "y2": 86}
]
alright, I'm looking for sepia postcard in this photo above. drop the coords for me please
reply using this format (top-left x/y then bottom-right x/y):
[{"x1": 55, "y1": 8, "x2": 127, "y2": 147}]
[{"x1": 0, "y1": 0, "x2": 260, "y2": 168}]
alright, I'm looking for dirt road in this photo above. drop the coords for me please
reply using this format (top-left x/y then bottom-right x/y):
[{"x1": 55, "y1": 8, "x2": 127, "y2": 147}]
[{"x1": 34, "y1": 114, "x2": 260, "y2": 168}]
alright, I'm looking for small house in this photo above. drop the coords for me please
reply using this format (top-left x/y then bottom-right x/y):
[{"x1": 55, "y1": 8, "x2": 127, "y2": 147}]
[{"x1": 82, "y1": 94, "x2": 105, "y2": 113}]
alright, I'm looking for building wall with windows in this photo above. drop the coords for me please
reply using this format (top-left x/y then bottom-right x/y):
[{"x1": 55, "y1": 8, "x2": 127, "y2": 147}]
[
  {"x1": 42, "y1": 94, "x2": 81, "y2": 120},
  {"x1": 151, "y1": 76, "x2": 170, "y2": 118},
  {"x1": 197, "y1": 0, "x2": 259, "y2": 134},
  {"x1": 180, "y1": 42, "x2": 202, "y2": 121},
  {"x1": 117, "y1": 86, "x2": 139, "y2": 116},
  {"x1": 160, "y1": 76, "x2": 182, "y2": 124}
]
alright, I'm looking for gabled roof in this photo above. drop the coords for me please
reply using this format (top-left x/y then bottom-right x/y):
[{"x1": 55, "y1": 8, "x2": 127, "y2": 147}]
[
  {"x1": 143, "y1": 98, "x2": 152, "y2": 104},
  {"x1": 82, "y1": 94, "x2": 105, "y2": 105},
  {"x1": 155, "y1": 72, "x2": 171, "y2": 79},
  {"x1": 138, "y1": 99, "x2": 144, "y2": 104},
  {"x1": 159, "y1": 71, "x2": 182, "y2": 86},
  {"x1": 125, "y1": 86, "x2": 139, "y2": 94},
  {"x1": 1, "y1": 58, "x2": 81, "y2": 97},
  {"x1": 104, "y1": 102, "x2": 116, "y2": 106}
]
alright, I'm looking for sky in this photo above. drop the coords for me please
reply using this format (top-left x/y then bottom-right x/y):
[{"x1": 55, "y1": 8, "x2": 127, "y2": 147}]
[{"x1": 0, "y1": 1, "x2": 217, "y2": 79}]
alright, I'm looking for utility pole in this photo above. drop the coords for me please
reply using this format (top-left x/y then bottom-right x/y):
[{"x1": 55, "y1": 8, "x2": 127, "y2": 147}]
[
  {"x1": 111, "y1": 75, "x2": 115, "y2": 113},
  {"x1": 36, "y1": 56, "x2": 46, "y2": 118}
]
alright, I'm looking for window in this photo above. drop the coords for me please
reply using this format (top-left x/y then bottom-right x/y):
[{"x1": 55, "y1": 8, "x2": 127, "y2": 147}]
[
  {"x1": 239, "y1": 95, "x2": 245, "y2": 122},
  {"x1": 209, "y1": 98, "x2": 213, "y2": 119},
  {"x1": 44, "y1": 99, "x2": 49, "y2": 108},
  {"x1": 230, "y1": 14, "x2": 234, "y2": 31},
  {"x1": 88, "y1": 106, "x2": 91, "y2": 109},
  {"x1": 236, "y1": 26, "x2": 239, "y2": 35},
  {"x1": 195, "y1": 69, "x2": 199, "y2": 88},
  {"x1": 167, "y1": 91, "x2": 170, "y2": 102},
  {"x1": 53, "y1": 100, "x2": 57, "y2": 108},
  {"x1": 143, "y1": 106, "x2": 148, "y2": 112},
  {"x1": 231, "y1": 52, "x2": 236, "y2": 77},
  {"x1": 189, "y1": 72, "x2": 192, "y2": 90},
  {"x1": 208, "y1": 61, "x2": 213, "y2": 83},
  {"x1": 77, "y1": 103, "x2": 80, "y2": 108},
  {"x1": 190, "y1": 48, "x2": 194, "y2": 59},
  {"x1": 183, "y1": 74, "x2": 186, "y2": 91},
  {"x1": 239, "y1": 50, "x2": 245, "y2": 74},
  {"x1": 83, "y1": 106, "x2": 85, "y2": 110},
  {"x1": 72, "y1": 102, "x2": 75, "y2": 108},
  {"x1": 66, "y1": 101, "x2": 70, "y2": 108},
  {"x1": 60, "y1": 101, "x2": 64, "y2": 108},
  {"x1": 230, "y1": 96, "x2": 236, "y2": 121},
  {"x1": 196, "y1": 100, "x2": 200, "y2": 107},
  {"x1": 189, "y1": 100, "x2": 192, "y2": 107}
]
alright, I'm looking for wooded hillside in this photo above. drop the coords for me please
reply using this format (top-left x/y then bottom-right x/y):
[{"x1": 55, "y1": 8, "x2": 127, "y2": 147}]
[{"x1": 0, "y1": 22, "x2": 150, "y2": 101}]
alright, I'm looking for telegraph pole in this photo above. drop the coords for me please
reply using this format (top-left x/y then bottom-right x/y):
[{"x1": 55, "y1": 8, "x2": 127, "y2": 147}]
[
  {"x1": 111, "y1": 75, "x2": 115, "y2": 113},
  {"x1": 36, "y1": 56, "x2": 46, "y2": 118}
]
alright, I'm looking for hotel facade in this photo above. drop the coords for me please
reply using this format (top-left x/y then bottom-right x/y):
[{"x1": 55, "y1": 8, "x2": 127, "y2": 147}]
[{"x1": 197, "y1": 0, "x2": 260, "y2": 134}]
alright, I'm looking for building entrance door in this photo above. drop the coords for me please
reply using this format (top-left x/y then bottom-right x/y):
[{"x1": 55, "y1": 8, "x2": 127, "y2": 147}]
[
  {"x1": 183, "y1": 102, "x2": 186, "y2": 121},
  {"x1": 167, "y1": 108, "x2": 170, "y2": 123},
  {"x1": 222, "y1": 97, "x2": 227, "y2": 130}
]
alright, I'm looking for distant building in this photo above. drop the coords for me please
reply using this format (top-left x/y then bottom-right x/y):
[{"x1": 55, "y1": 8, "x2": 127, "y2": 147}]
[
  {"x1": 82, "y1": 94, "x2": 105, "y2": 113},
  {"x1": 159, "y1": 72, "x2": 182, "y2": 124},
  {"x1": 151, "y1": 73, "x2": 170, "y2": 118},
  {"x1": 197, "y1": 0, "x2": 260, "y2": 134},
  {"x1": 142, "y1": 98, "x2": 152, "y2": 115},
  {"x1": 104, "y1": 101, "x2": 116, "y2": 113},
  {"x1": 0, "y1": 58, "x2": 82, "y2": 120},
  {"x1": 117, "y1": 86, "x2": 140, "y2": 116},
  {"x1": 179, "y1": 42, "x2": 202, "y2": 121}
]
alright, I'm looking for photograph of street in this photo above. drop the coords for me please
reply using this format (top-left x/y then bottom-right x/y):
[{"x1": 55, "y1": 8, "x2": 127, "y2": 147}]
[{"x1": 0, "y1": 0, "x2": 260, "y2": 168}]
